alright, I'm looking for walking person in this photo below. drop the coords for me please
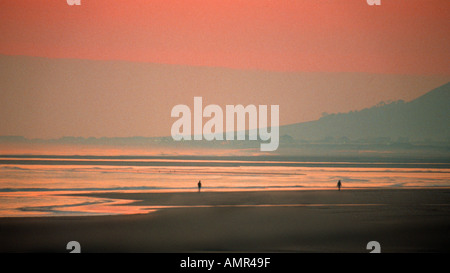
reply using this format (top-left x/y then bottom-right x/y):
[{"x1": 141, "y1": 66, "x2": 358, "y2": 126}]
[
  {"x1": 198, "y1": 180, "x2": 202, "y2": 192},
  {"x1": 337, "y1": 180, "x2": 342, "y2": 191}
]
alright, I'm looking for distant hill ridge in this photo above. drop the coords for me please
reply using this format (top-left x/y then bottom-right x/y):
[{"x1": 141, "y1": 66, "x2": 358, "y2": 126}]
[
  {"x1": 280, "y1": 82, "x2": 450, "y2": 143},
  {"x1": 1, "y1": 82, "x2": 449, "y2": 147}
]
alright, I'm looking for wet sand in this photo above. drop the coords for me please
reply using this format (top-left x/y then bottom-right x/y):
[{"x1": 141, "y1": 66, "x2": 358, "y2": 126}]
[{"x1": 0, "y1": 189, "x2": 449, "y2": 252}]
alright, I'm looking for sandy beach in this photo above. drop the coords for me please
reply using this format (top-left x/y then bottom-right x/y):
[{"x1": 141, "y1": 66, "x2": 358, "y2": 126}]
[{"x1": 0, "y1": 189, "x2": 449, "y2": 253}]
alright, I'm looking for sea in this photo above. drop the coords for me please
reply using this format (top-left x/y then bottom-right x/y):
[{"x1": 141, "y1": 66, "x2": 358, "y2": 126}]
[{"x1": 0, "y1": 155, "x2": 449, "y2": 217}]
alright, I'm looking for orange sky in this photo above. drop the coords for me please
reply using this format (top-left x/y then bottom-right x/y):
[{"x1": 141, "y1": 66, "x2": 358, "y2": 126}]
[
  {"x1": 1, "y1": 0, "x2": 449, "y2": 74},
  {"x1": 0, "y1": 0, "x2": 449, "y2": 140}
]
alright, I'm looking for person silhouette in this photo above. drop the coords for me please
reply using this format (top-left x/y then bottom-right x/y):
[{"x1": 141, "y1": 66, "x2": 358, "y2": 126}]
[
  {"x1": 198, "y1": 180, "x2": 202, "y2": 192},
  {"x1": 337, "y1": 180, "x2": 342, "y2": 191}
]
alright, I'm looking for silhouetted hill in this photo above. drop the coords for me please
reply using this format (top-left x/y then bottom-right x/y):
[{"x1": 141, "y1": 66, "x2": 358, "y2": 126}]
[
  {"x1": 1, "y1": 82, "x2": 448, "y2": 159},
  {"x1": 281, "y1": 82, "x2": 450, "y2": 143}
]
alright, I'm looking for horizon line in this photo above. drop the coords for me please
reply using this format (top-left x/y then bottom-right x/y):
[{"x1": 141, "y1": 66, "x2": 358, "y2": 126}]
[{"x1": 3, "y1": 53, "x2": 450, "y2": 77}]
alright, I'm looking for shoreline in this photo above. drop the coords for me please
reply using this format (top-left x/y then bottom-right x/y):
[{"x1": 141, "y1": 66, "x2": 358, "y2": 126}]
[
  {"x1": 73, "y1": 187, "x2": 450, "y2": 207},
  {"x1": 0, "y1": 188, "x2": 449, "y2": 252},
  {"x1": 2, "y1": 187, "x2": 449, "y2": 218}
]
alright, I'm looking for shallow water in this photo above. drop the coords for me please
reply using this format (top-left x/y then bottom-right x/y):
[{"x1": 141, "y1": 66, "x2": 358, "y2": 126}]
[{"x1": 0, "y1": 155, "x2": 449, "y2": 217}]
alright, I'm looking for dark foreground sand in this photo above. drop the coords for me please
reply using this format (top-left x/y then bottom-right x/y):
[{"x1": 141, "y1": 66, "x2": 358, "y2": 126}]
[{"x1": 0, "y1": 189, "x2": 449, "y2": 253}]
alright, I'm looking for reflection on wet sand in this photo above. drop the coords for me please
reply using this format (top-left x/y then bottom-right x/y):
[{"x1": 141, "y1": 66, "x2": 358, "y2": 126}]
[{"x1": 0, "y1": 157, "x2": 448, "y2": 217}]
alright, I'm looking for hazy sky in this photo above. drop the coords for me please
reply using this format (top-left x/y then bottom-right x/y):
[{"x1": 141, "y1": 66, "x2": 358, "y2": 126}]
[
  {"x1": 0, "y1": 0, "x2": 449, "y2": 139},
  {"x1": 1, "y1": 0, "x2": 449, "y2": 74}
]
